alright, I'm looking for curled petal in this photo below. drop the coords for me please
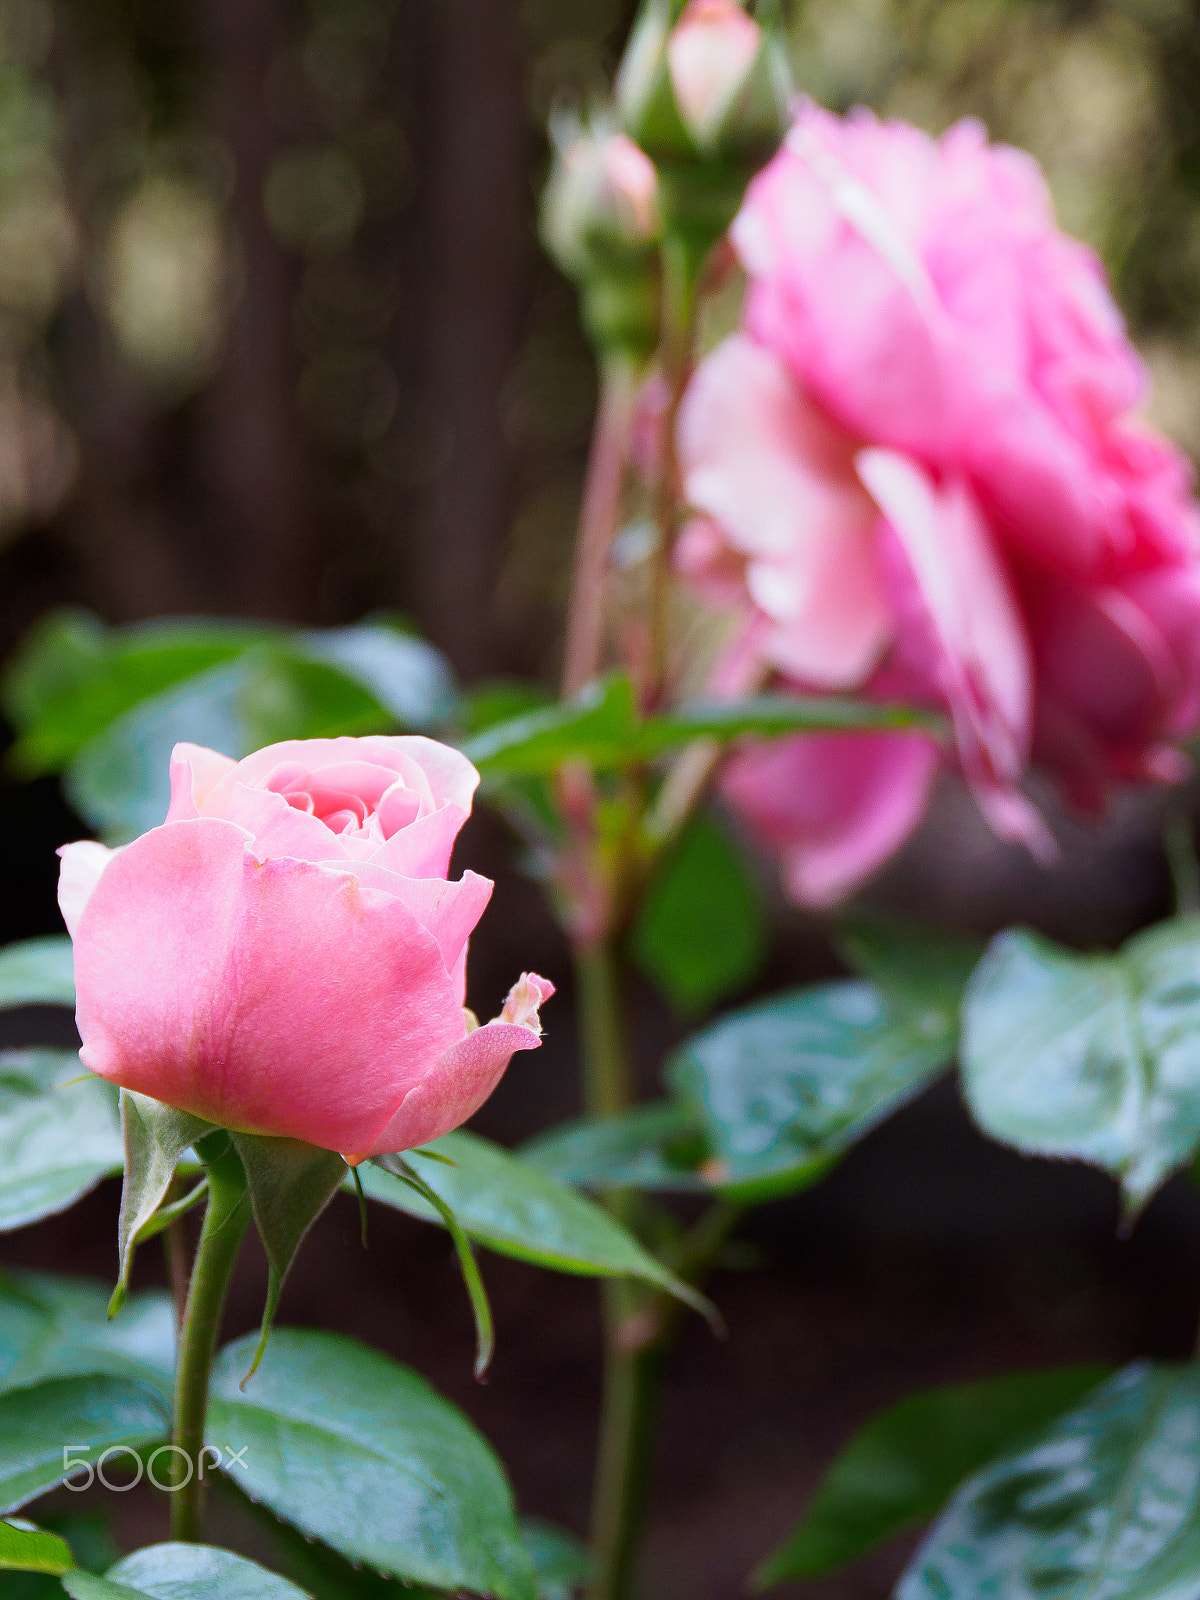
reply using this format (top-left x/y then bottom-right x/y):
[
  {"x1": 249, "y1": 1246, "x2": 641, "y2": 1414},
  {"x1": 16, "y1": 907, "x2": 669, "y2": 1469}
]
[
  {"x1": 167, "y1": 743, "x2": 237, "y2": 822},
  {"x1": 353, "y1": 974, "x2": 556, "y2": 1160}
]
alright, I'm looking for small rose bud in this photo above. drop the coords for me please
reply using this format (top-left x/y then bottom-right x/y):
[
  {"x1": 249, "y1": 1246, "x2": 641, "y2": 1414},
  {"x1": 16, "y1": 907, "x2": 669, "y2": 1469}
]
[{"x1": 541, "y1": 116, "x2": 662, "y2": 359}]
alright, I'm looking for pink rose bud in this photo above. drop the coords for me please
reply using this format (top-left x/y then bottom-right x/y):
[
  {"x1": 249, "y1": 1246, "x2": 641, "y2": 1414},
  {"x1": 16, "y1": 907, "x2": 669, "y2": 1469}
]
[
  {"x1": 58, "y1": 736, "x2": 553, "y2": 1163},
  {"x1": 541, "y1": 119, "x2": 660, "y2": 280},
  {"x1": 667, "y1": 0, "x2": 763, "y2": 146}
]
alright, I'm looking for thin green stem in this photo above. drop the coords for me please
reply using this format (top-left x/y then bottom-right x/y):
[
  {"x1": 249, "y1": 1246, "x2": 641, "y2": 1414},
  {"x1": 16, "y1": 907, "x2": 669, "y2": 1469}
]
[{"x1": 170, "y1": 1137, "x2": 251, "y2": 1542}]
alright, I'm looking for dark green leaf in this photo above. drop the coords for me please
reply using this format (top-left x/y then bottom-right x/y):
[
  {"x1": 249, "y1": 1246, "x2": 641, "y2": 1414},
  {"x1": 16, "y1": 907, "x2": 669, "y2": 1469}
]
[
  {"x1": 668, "y1": 978, "x2": 958, "y2": 1201},
  {"x1": 457, "y1": 679, "x2": 554, "y2": 736},
  {"x1": 355, "y1": 1129, "x2": 708, "y2": 1310},
  {"x1": 111, "y1": 1092, "x2": 211, "y2": 1317},
  {"x1": 754, "y1": 1365, "x2": 1109, "y2": 1586},
  {"x1": 962, "y1": 918, "x2": 1200, "y2": 1210},
  {"x1": 521, "y1": 1518, "x2": 592, "y2": 1600},
  {"x1": 0, "y1": 939, "x2": 76, "y2": 1010},
  {"x1": 0, "y1": 1053, "x2": 123, "y2": 1232},
  {"x1": 63, "y1": 1544, "x2": 310, "y2": 1600},
  {"x1": 0, "y1": 1519, "x2": 74, "y2": 1575},
  {"x1": 897, "y1": 1362, "x2": 1200, "y2": 1600},
  {"x1": 229, "y1": 1134, "x2": 348, "y2": 1382},
  {"x1": 461, "y1": 673, "x2": 638, "y2": 774},
  {"x1": 0, "y1": 1270, "x2": 174, "y2": 1395},
  {"x1": 296, "y1": 618, "x2": 455, "y2": 729},
  {"x1": 0, "y1": 1375, "x2": 168, "y2": 1512},
  {"x1": 631, "y1": 810, "x2": 766, "y2": 1014},
  {"x1": 209, "y1": 1328, "x2": 535, "y2": 1600},
  {"x1": 520, "y1": 1102, "x2": 711, "y2": 1192},
  {"x1": 835, "y1": 908, "x2": 984, "y2": 1018}
]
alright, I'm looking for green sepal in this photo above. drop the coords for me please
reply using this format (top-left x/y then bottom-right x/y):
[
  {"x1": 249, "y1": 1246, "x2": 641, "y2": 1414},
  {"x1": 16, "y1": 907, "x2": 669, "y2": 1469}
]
[
  {"x1": 375, "y1": 1153, "x2": 495, "y2": 1379},
  {"x1": 229, "y1": 1133, "x2": 348, "y2": 1386},
  {"x1": 111, "y1": 1092, "x2": 213, "y2": 1319}
]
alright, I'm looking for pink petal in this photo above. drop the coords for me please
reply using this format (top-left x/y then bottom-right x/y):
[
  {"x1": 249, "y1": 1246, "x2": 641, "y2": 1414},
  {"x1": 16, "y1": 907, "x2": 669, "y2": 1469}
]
[
  {"x1": 857, "y1": 449, "x2": 1051, "y2": 854},
  {"x1": 57, "y1": 840, "x2": 117, "y2": 938},
  {"x1": 357, "y1": 975, "x2": 554, "y2": 1160},
  {"x1": 72, "y1": 817, "x2": 465, "y2": 1154},
  {"x1": 318, "y1": 860, "x2": 493, "y2": 992},
  {"x1": 667, "y1": 0, "x2": 762, "y2": 145},
  {"x1": 166, "y1": 743, "x2": 237, "y2": 822},
  {"x1": 370, "y1": 803, "x2": 471, "y2": 878},
  {"x1": 198, "y1": 782, "x2": 351, "y2": 863},
  {"x1": 678, "y1": 335, "x2": 892, "y2": 688},
  {"x1": 722, "y1": 730, "x2": 940, "y2": 906}
]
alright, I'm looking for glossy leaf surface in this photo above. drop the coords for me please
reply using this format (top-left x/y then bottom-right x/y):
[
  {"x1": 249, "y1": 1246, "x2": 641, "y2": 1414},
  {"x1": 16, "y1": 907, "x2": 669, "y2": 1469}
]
[
  {"x1": 358, "y1": 1129, "x2": 705, "y2": 1301},
  {"x1": 898, "y1": 1363, "x2": 1200, "y2": 1600},
  {"x1": 0, "y1": 1053, "x2": 122, "y2": 1232},
  {"x1": 209, "y1": 1328, "x2": 535, "y2": 1600},
  {"x1": 755, "y1": 1365, "x2": 1108, "y2": 1585},
  {"x1": 962, "y1": 920, "x2": 1200, "y2": 1209},
  {"x1": 0, "y1": 1519, "x2": 74, "y2": 1575},
  {"x1": 63, "y1": 1544, "x2": 309, "y2": 1600},
  {"x1": 0, "y1": 1376, "x2": 168, "y2": 1512},
  {"x1": 0, "y1": 1270, "x2": 173, "y2": 1395},
  {"x1": 520, "y1": 1102, "x2": 710, "y2": 1192}
]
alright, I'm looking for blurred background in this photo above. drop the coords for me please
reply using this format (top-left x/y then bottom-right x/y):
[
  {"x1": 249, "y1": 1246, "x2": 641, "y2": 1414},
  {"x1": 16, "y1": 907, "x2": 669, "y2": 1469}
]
[{"x1": 3, "y1": 1, "x2": 1200, "y2": 1596}]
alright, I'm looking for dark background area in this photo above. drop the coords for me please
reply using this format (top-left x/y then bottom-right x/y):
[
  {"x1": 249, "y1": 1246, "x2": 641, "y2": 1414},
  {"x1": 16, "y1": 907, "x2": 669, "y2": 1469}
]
[{"x1": 1, "y1": 0, "x2": 1200, "y2": 1595}]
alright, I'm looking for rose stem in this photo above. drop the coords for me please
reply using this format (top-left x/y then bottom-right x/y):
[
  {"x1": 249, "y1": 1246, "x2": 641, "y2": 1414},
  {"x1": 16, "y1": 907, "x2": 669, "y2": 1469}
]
[
  {"x1": 561, "y1": 355, "x2": 638, "y2": 699},
  {"x1": 170, "y1": 1135, "x2": 251, "y2": 1542}
]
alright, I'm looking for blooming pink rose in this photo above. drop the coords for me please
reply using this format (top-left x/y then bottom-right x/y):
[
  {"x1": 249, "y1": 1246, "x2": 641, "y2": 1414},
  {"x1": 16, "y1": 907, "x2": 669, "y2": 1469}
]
[
  {"x1": 677, "y1": 102, "x2": 1200, "y2": 903},
  {"x1": 58, "y1": 736, "x2": 553, "y2": 1163}
]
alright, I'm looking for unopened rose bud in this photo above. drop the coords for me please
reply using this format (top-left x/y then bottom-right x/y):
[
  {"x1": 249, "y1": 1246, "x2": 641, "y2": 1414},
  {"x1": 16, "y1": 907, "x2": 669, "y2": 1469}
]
[
  {"x1": 541, "y1": 116, "x2": 662, "y2": 359},
  {"x1": 618, "y1": 0, "x2": 790, "y2": 164}
]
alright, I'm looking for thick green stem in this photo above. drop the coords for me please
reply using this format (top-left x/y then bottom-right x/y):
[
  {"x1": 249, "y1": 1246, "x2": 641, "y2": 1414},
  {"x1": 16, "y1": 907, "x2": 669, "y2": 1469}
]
[
  {"x1": 170, "y1": 1138, "x2": 251, "y2": 1542},
  {"x1": 576, "y1": 940, "x2": 636, "y2": 1121}
]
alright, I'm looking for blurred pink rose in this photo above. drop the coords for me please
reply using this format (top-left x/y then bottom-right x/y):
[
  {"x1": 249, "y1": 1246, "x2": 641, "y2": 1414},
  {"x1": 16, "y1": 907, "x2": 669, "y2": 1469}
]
[
  {"x1": 58, "y1": 736, "x2": 553, "y2": 1163},
  {"x1": 677, "y1": 102, "x2": 1200, "y2": 904}
]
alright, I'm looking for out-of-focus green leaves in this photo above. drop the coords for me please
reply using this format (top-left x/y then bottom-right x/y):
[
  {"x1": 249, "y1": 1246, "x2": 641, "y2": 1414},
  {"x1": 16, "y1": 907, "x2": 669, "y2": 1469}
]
[
  {"x1": 63, "y1": 1544, "x2": 310, "y2": 1600},
  {"x1": 0, "y1": 1053, "x2": 123, "y2": 1232},
  {"x1": 521, "y1": 1518, "x2": 593, "y2": 1600},
  {"x1": 0, "y1": 1375, "x2": 168, "y2": 1513},
  {"x1": 209, "y1": 1328, "x2": 535, "y2": 1600},
  {"x1": 522, "y1": 1101, "x2": 710, "y2": 1192},
  {"x1": 753, "y1": 1365, "x2": 1109, "y2": 1587},
  {"x1": 896, "y1": 1363, "x2": 1200, "y2": 1600},
  {"x1": 630, "y1": 809, "x2": 766, "y2": 1014},
  {"x1": 962, "y1": 918, "x2": 1200, "y2": 1212},
  {"x1": 0, "y1": 938, "x2": 75, "y2": 1010},
  {"x1": 461, "y1": 672, "x2": 942, "y2": 777},
  {"x1": 3, "y1": 609, "x2": 456, "y2": 842}
]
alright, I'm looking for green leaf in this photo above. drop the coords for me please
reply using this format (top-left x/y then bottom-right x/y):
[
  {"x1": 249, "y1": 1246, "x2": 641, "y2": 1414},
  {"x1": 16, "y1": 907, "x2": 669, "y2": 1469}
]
[
  {"x1": 63, "y1": 1544, "x2": 310, "y2": 1600},
  {"x1": 111, "y1": 1092, "x2": 211, "y2": 1317},
  {"x1": 630, "y1": 810, "x2": 766, "y2": 1014},
  {"x1": 0, "y1": 939, "x2": 76, "y2": 1010},
  {"x1": 461, "y1": 676, "x2": 942, "y2": 777},
  {"x1": 667, "y1": 977, "x2": 959, "y2": 1201},
  {"x1": 897, "y1": 1362, "x2": 1200, "y2": 1600},
  {"x1": 355, "y1": 1129, "x2": 708, "y2": 1310},
  {"x1": 296, "y1": 618, "x2": 455, "y2": 729},
  {"x1": 2, "y1": 610, "x2": 274, "y2": 778},
  {"x1": 208, "y1": 1327, "x2": 536, "y2": 1600},
  {"x1": 835, "y1": 908, "x2": 984, "y2": 1018},
  {"x1": 754, "y1": 1365, "x2": 1109, "y2": 1587},
  {"x1": 638, "y1": 694, "x2": 945, "y2": 755},
  {"x1": 0, "y1": 1053, "x2": 123, "y2": 1232},
  {"x1": 0, "y1": 1519, "x2": 74, "y2": 1575},
  {"x1": 0, "y1": 1270, "x2": 174, "y2": 1395},
  {"x1": 521, "y1": 1518, "x2": 592, "y2": 1600},
  {"x1": 520, "y1": 1102, "x2": 711, "y2": 1192},
  {"x1": 962, "y1": 918, "x2": 1200, "y2": 1211},
  {"x1": 228, "y1": 1134, "x2": 347, "y2": 1382},
  {"x1": 462, "y1": 672, "x2": 638, "y2": 774},
  {"x1": 0, "y1": 1375, "x2": 168, "y2": 1512},
  {"x1": 457, "y1": 679, "x2": 554, "y2": 735}
]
